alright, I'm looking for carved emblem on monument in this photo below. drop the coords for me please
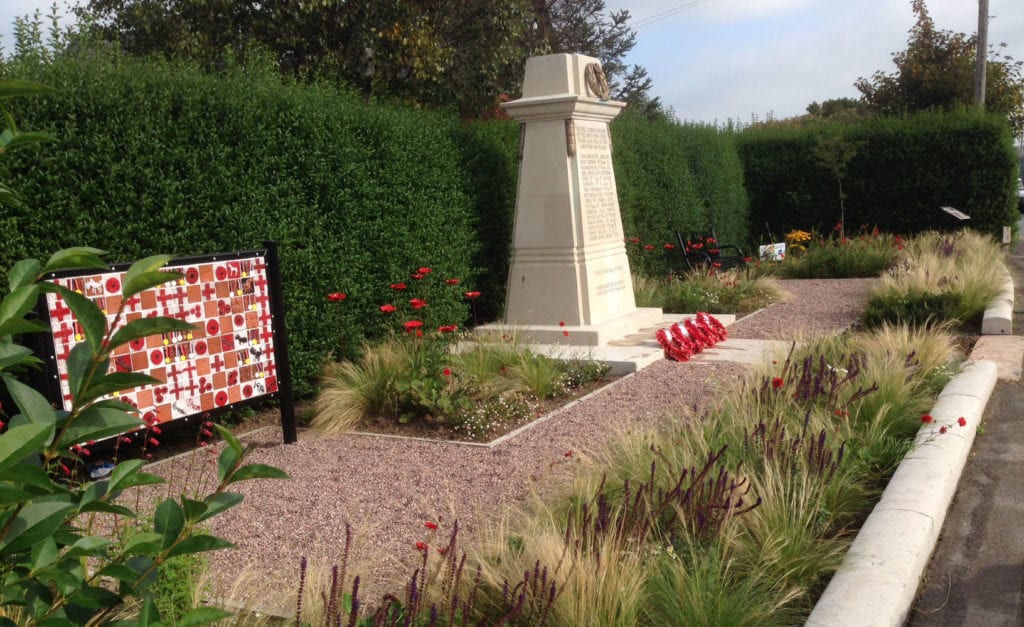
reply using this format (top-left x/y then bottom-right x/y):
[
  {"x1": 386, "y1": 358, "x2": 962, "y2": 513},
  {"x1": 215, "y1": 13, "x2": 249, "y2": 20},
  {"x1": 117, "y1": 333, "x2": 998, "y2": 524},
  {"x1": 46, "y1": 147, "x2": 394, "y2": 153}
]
[{"x1": 584, "y1": 63, "x2": 611, "y2": 100}]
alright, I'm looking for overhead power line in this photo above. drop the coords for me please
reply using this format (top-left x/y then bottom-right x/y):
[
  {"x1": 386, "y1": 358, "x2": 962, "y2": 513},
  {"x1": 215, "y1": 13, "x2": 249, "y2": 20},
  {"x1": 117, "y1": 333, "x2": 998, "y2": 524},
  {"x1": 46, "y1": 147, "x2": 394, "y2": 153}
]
[{"x1": 631, "y1": 0, "x2": 714, "y2": 30}]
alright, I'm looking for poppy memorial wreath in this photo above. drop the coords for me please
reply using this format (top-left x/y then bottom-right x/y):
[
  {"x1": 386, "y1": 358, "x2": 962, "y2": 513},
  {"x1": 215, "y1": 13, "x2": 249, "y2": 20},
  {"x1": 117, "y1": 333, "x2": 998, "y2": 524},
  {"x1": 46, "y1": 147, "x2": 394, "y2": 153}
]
[{"x1": 654, "y1": 312, "x2": 728, "y2": 362}]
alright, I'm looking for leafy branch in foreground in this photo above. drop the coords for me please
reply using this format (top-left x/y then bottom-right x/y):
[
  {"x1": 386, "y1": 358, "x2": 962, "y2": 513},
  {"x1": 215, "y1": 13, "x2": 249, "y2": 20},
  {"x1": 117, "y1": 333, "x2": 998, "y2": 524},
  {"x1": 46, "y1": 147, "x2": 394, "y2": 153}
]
[{"x1": 0, "y1": 250, "x2": 288, "y2": 626}]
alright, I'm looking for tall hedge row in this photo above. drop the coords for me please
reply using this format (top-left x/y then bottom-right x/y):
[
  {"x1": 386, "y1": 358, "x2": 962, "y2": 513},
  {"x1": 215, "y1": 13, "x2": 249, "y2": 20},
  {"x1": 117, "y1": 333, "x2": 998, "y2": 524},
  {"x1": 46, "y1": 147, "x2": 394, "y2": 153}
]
[
  {"x1": 611, "y1": 112, "x2": 749, "y2": 275},
  {"x1": 2, "y1": 53, "x2": 749, "y2": 393},
  {"x1": 4, "y1": 53, "x2": 482, "y2": 394},
  {"x1": 737, "y1": 111, "x2": 1020, "y2": 238}
]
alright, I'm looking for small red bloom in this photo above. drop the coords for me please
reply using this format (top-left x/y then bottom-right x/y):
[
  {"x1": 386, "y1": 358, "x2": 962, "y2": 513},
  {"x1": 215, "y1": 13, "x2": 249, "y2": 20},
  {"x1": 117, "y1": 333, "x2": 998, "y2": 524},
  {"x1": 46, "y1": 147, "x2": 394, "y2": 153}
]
[
  {"x1": 921, "y1": 414, "x2": 933, "y2": 424},
  {"x1": 416, "y1": 541, "x2": 428, "y2": 552},
  {"x1": 404, "y1": 320, "x2": 424, "y2": 332},
  {"x1": 957, "y1": 416, "x2": 967, "y2": 427},
  {"x1": 148, "y1": 437, "x2": 160, "y2": 447},
  {"x1": 712, "y1": 262, "x2": 722, "y2": 269},
  {"x1": 442, "y1": 367, "x2": 452, "y2": 377},
  {"x1": 629, "y1": 237, "x2": 640, "y2": 244},
  {"x1": 940, "y1": 426, "x2": 948, "y2": 434},
  {"x1": 562, "y1": 330, "x2": 569, "y2": 337},
  {"x1": 771, "y1": 377, "x2": 784, "y2": 389},
  {"x1": 151, "y1": 425, "x2": 162, "y2": 435},
  {"x1": 201, "y1": 429, "x2": 214, "y2": 438},
  {"x1": 390, "y1": 283, "x2": 407, "y2": 290},
  {"x1": 558, "y1": 321, "x2": 566, "y2": 327},
  {"x1": 425, "y1": 521, "x2": 439, "y2": 530},
  {"x1": 445, "y1": 278, "x2": 460, "y2": 285},
  {"x1": 464, "y1": 291, "x2": 481, "y2": 300},
  {"x1": 438, "y1": 324, "x2": 457, "y2": 333},
  {"x1": 409, "y1": 298, "x2": 427, "y2": 309},
  {"x1": 61, "y1": 464, "x2": 71, "y2": 476},
  {"x1": 644, "y1": 244, "x2": 655, "y2": 251},
  {"x1": 417, "y1": 267, "x2": 433, "y2": 275},
  {"x1": 120, "y1": 436, "x2": 132, "y2": 444},
  {"x1": 564, "y1": 450, "x2": 573, "y2": 458},
  {"x1": 327, "y1": 292, "x2": 347, "y2": 302},
  {"x1": 380, "y1": 303, "x2": 397, "y2": 314},
  {"x1": 663, "y1": 243, "x2": 675, "y2": 250},
  {"x1": 416, "y1": 330, "x2": 423, "y2": 337}
]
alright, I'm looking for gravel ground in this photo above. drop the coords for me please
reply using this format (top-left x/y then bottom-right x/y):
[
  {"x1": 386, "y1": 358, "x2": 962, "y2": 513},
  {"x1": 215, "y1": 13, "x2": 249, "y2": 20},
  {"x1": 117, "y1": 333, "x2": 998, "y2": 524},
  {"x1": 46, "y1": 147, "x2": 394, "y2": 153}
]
[{"x1": 145, "y1": 278, "x2": 877, "y2": 610}]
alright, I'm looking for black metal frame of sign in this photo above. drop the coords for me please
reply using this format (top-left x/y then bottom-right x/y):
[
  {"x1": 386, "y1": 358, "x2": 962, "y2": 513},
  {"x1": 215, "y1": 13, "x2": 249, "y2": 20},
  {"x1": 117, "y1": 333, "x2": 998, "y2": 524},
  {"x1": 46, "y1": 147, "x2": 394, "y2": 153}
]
[{"x1": 31, "y1": 240, "x2": 298, "y2": 445}]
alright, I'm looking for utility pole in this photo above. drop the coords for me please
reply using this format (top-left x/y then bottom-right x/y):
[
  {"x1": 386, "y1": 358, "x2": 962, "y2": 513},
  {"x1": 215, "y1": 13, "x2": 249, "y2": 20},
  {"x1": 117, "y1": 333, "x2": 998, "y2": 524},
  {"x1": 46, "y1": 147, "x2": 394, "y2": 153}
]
[{"x1": 974, "y1": 0, "x2": 988, "y2": 109}]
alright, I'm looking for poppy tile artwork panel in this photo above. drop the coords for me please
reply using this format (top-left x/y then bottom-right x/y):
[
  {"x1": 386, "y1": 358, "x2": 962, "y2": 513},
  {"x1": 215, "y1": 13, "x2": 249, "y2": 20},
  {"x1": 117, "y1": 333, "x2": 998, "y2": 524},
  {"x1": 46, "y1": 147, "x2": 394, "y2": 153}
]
[{"x1": 43, "y1": 254, "x2": 279, "y2": 427}]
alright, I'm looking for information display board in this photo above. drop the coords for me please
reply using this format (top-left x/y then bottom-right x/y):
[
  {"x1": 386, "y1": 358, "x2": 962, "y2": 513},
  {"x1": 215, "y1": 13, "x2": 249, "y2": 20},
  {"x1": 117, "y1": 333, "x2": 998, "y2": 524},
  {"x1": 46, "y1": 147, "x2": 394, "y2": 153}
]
[{"x1": 36, "y1": 247, "x2": 295, "y2": 441}]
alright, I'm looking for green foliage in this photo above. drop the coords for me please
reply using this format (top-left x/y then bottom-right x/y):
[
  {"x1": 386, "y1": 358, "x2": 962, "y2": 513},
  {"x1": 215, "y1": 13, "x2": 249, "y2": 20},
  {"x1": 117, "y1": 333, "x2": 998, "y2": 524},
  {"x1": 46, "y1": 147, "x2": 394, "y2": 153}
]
[
  {"x1": 611, "y1": 111, "x2": 749, "y2": 277},
  {"x1": 2, "y1": 52, "x2": 481, "y2": 395},
  {"x1": 0, "y1": 251, "x2": 287, "y2": 625},
  {"x1": 779, "y1": 230, "x2": 900, "y2": 279},
  {"x1": 738, "y1": 110, "x2": 1020, "y2": 238}
]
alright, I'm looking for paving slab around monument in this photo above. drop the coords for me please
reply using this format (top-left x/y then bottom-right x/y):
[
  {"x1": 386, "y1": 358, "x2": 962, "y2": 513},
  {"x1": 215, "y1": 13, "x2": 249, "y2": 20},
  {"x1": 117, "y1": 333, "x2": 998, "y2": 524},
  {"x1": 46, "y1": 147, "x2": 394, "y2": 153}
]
[{"x1": 517, "y1": 312, "x2": 792, "y2": 375}]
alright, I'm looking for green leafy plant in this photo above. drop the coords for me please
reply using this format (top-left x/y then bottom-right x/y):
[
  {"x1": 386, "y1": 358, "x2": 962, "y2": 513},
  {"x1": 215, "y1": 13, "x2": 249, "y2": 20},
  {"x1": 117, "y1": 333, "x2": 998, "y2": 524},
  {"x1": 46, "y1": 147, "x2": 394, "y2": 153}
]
[{"x1": 0, "y1": 250, "x2": 288, "y2": 625}]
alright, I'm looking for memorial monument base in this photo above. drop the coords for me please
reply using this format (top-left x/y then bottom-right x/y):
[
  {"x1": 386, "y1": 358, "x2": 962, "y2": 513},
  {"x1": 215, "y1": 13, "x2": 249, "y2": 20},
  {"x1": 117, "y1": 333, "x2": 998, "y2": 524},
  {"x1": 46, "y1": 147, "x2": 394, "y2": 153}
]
[{"x1": 476, "y1": 307, "x2": 663, "y2": 347}]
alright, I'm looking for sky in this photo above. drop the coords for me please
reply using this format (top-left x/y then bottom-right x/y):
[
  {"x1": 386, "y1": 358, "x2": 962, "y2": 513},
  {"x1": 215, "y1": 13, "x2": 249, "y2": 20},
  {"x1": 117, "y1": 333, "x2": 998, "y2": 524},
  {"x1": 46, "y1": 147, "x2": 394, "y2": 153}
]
[{"x1": 2, "y1": 1, "x2": 1023, "y2": 124}]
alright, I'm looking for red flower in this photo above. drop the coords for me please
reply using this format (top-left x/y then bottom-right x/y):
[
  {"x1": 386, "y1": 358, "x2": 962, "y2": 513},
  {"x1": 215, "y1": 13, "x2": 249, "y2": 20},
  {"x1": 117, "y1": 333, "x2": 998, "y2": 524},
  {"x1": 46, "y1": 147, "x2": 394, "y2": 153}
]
[
  {"x1": 425, "y1": 521, "x2": 439, "y2": 530},
  {"x1": 957, "y1": 416, "x2": 967, "y2": 427},
  {"x1": 390, "y1": 283, "x2": 407, "y2": 290},
  {"x1": 920, "y1": 414, "x2": 933, "y2": 424},
  {"x1": 629, "y1": 237, "x2": 641, "y2": 244},
  {"x1": 663, "y1": 243, "x2": 675, "y2": 250},
  {"x1": 442, "y1": 367, "x2": 452, "y2": 377},
  {"x1": 409, "y1": 298, "x2": 427, "y2": 309},
  {"x1": 833, "y1": 408, "x2": 848, "y2": 418},
  {"x1": 411, "y1": 272, "x2": 425, "y2": 280},
  {"x1": 445, "y1": 278, "x2": 460, "y2": 285},
  {"x1": 148, "y1": 437, "x2": 160, "y2": 447},
  {"x1": 743, "y1": 256, "x2": 753, "y2": 263},
  {"x1": 403, "y1": 320, "x2": 424, "y2": 333},
  {"x1": 562, "y1": 330, "x2": 569, "y2": 337},
  {"x1": 564, "y1": 450, "x2": 573, "y2": 458},
  {"x1": 940, "y1": 426, "x2": 948, "y2": 434},
  {"x1": 771, "y1": 377, "x2": 784, "y2": 389},
  {"x1": 644, "y1": 244, "x2": 655, "y2": 251},
  {"x1": 327, "y1": 292, "x2": 347, "y2": 302},
  {"x1": 415, "y1": 541, "x2": 428, "y2": 552},
  {"x1": 380, "y1": 303, "x2": 397, "y2": 314},
  {"x1": 438, "y1": 324, "x2": 457, "y2": 333},
  {"x1": 417, "y1": 267, "x2": 433, "y2": 275},
  {"x1": 712, "y1": 262, "x2": 722, "y2": 268},
  {"x1": 464, "y1": 291, "x2": 481, "y2": 300},
  {"x1": 558, "y1": 321, "x2": 566, "y2": 327}
]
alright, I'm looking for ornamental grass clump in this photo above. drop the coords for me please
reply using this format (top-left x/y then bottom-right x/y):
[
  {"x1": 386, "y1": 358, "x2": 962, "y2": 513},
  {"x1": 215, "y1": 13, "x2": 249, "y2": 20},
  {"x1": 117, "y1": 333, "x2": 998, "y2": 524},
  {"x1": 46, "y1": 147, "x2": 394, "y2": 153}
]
[{"x1": 864, "y1": 229, "x2": 1006, "y2": 328}]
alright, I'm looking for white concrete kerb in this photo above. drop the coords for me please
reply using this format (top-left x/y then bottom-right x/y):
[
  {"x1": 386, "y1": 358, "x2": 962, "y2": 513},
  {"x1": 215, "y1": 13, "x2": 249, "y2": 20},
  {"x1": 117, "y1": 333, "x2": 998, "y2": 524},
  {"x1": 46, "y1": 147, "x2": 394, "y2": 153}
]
[
  {"x1": 981, "y1": 268, "x2": 1013, "y2": 335},
  {"x1": 806, "y1": 359, "x2": 998, "y2": 627}
]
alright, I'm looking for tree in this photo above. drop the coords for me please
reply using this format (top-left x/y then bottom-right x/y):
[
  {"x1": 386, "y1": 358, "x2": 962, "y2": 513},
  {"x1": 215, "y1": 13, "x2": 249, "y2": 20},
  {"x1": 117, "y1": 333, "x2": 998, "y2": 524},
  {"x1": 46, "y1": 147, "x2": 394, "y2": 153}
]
[
  {"x1": 855, "y1": 0, "x2": 1024, "y2": 135},
  {"x1": 805, "y1": 98, "x2": 873, "y2": 123},
  {"x1": 74, "y1": 0, "x2": 659, "y2": 117}
]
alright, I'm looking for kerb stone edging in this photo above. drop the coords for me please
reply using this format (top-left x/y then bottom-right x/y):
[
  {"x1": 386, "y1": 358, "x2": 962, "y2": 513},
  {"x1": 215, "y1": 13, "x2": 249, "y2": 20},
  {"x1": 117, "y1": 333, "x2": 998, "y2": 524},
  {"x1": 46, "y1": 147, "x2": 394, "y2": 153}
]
[
  {"x1": 981, "y1": 268, "x2": 1013, "y2": 335},
  {"x1": 806, "y1": 358, "x2": 998, "y2": 627}
]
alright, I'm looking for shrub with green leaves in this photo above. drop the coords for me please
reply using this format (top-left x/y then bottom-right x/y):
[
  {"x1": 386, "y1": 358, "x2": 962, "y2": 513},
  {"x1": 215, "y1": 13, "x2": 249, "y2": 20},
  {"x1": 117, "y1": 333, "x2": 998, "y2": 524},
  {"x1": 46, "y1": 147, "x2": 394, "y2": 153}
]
[
  {"x1": 0, "y1": 248, "x2": 288, "y2": 625},
  {"x1": 633, "y1": 269, "x2": 782, "y2": 314}
]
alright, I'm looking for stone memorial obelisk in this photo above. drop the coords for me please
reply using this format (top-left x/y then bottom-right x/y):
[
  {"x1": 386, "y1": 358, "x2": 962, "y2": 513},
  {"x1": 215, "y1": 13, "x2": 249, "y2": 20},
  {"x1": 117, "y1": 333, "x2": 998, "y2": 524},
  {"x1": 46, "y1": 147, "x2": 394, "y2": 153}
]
[{"x1": 496, "y1": 53, "x2": 661, "y2": 345}]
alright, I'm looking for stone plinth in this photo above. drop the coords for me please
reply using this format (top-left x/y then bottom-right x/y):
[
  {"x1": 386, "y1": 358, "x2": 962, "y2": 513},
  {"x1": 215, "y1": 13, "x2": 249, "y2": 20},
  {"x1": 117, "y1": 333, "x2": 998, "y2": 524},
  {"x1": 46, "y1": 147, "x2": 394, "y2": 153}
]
[{"x1": 480, "y1": 53, "x2": 660, "y2": 346}]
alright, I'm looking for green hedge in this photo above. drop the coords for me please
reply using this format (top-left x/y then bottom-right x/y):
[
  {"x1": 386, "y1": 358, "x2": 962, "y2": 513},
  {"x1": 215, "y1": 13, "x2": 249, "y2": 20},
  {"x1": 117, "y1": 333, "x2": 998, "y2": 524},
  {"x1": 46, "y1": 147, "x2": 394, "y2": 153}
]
[
  {"x1": 611, "y1": 112, "x2": 749, "y2": 276},
  {"x1": 4, "y1": 53, "x2": 480, "y2": 395},
  {"x1": 738, "y1": 111, "x2": 1019, "y2": 239}
]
